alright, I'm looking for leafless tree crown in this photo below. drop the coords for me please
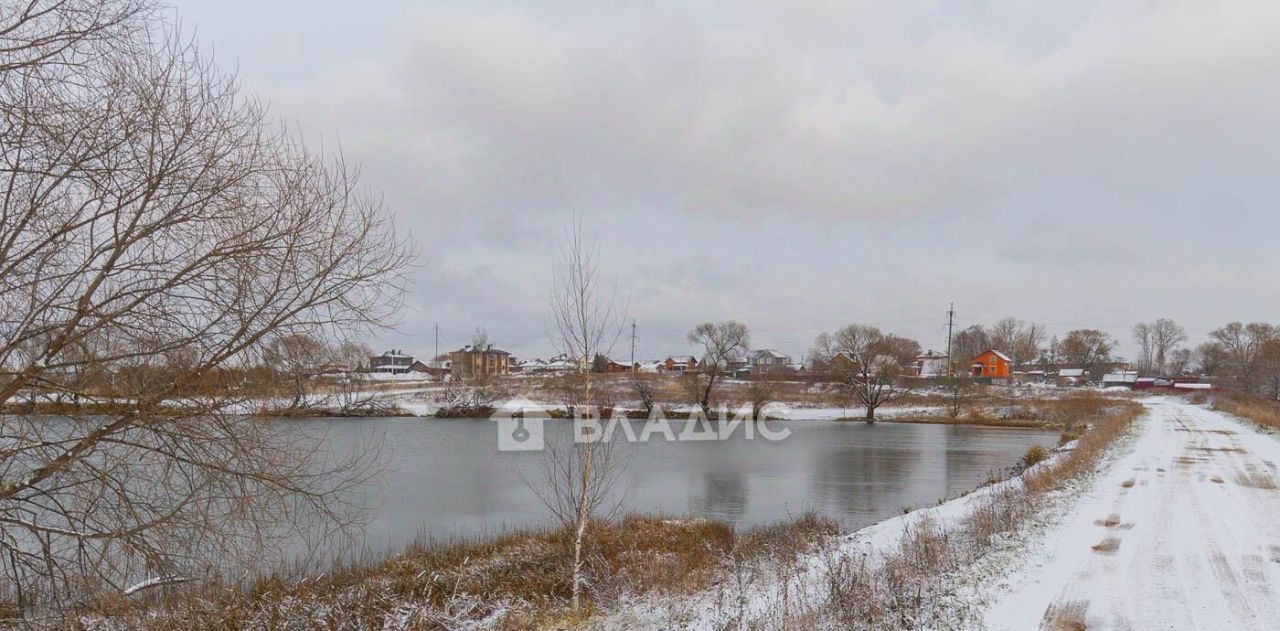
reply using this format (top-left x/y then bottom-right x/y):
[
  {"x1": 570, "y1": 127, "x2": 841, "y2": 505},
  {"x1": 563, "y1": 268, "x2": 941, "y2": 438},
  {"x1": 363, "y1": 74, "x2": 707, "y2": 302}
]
[{"x1": 0, "y1": 0, "x2": 412, "y2": 612}]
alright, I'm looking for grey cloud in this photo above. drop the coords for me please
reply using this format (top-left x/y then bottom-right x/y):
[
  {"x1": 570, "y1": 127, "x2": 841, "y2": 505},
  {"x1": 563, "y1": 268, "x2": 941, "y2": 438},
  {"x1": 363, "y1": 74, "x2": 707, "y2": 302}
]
[{"x1": 174, "y1": 0, "x2": 1280, "y2": 359}]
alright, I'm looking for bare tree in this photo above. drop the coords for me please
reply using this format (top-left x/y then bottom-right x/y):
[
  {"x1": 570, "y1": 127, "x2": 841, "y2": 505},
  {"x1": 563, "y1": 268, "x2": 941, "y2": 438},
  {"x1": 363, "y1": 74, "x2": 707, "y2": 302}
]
[
  {"x1": 1058, "y1": 329, "x2": 1115, "y2": 380},
  {"x1": 812, "y1": 325, "x2": 911, "y2": 422},
  {"x1": 989, "y1": 317, "x2": 1044, "y2": 370},
  {"x1": 951, "y1": 325, "x2": 990, "y2": 373},
  {"x1": 686, "y1": 321, "x2": 750, "y2": 417},
  {"x1": 0, "y1": 1, "x2": 410, "y2": 613},
  {"x1": 1208, "y1": 322, "x2": 1279, "y2": 393},
  {"x1": 434, "y1": 371, "x2": 505, "y2": 416},
  {"x1": 470, "y1": 326, "x2": 490, "y2": 351},
  {"x1": 1167, "y1": 348, "x2": 1192, "y2": 376},
  {"x1": 988, "y1": 318, "x2": 1020, "y2": 359},
  {"x1": 540, "y1": 218, "x2": 626, "y2": 610},
  {"x1": 1259, "y1": 340, "x2": 1280, "y2": 399},
  {"x1": 741, "y1": 378, "x2": 780, "y2": 421},
  {"x1": 332, "y1": 340, "x2": 374, "y2": 371},
  {"x1": 1134, "y1": 318, "x2": 1187, "y2": 375},
  {"x1": 1150, "y1": 318, "x2": 1188, "y2": 376},
  {"x1": 1195, "y1": 341, "x2": 1228, "y2": 377},
  {"x1": 1132, "y1": 322, "x2": 1155, "y2": 374},
  {"x1": 631, "y1": 375, "x2": 660, "y2": 417},
  {"x1": 263, "y1": 333, "x2": 332, "y2": 411}
]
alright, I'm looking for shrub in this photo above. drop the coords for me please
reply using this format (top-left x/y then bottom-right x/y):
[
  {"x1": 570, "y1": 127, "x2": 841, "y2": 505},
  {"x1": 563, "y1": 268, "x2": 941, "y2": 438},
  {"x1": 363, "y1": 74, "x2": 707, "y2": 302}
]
[{"x1": 1019, "y1": 444, "x2": 1050, "y2": 471}]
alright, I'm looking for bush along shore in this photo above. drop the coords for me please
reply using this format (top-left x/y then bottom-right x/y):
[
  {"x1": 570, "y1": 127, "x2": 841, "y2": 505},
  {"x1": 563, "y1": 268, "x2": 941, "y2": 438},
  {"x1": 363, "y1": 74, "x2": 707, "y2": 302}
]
[{"x1": 65, "y1": 515, "x2": 838, "y2": 630}]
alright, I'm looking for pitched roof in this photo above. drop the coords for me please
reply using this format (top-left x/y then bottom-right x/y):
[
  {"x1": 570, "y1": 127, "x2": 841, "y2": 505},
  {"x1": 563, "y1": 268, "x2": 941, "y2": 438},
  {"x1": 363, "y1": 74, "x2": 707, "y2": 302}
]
[
  {"x1": 976, "y1": 348, "x2": 1012, "y2": 362},
  {"x1": 752, "y1": 349, "x2": 788, "y2": 359}
]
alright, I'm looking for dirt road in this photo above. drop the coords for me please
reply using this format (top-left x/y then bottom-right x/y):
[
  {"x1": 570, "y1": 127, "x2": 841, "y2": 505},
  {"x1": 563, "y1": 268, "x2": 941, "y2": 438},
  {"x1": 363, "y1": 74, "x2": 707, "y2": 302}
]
[{"x1": 984, "y1": 399, "x2": 1280, "y2": 630}]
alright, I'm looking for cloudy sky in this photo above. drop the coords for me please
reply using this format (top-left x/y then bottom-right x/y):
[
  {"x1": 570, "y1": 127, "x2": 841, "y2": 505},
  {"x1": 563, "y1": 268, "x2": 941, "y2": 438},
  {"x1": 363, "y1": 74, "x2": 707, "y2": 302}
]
[{"x1": 173, "y1": 0, "x2": 1280, "y2": 363}]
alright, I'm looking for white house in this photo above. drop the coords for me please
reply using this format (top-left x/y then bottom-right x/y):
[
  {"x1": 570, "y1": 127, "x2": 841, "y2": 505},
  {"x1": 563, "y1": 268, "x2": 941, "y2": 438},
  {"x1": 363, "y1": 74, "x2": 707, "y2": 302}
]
[{"x1": 915, "y1": 350, "x2": 949, "y2": 377}]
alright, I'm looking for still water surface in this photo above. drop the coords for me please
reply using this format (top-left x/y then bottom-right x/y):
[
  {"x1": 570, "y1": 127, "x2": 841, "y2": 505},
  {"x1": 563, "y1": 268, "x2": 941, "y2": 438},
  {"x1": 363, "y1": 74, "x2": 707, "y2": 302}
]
[{"x1": 294, "y1": 417, "x2": 1057, "y2": 553}]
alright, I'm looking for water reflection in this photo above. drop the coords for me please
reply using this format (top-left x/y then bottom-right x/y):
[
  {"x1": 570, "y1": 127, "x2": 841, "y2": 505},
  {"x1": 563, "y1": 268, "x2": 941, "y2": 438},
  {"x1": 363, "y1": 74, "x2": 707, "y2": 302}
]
[
  {"x1": 295, "y1": 417, "x2": 1055, "y2": 555},
  {"x1": 689, "y1": 469, "x2": 749, "y2": 521}
]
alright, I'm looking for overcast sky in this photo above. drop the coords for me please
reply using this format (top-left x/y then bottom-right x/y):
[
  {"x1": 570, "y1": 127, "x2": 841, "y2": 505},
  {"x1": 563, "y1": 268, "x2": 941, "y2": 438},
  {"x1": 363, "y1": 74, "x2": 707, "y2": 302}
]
[{"x1": 172, "y1": 0, "x2": 1280, "y2": 363}]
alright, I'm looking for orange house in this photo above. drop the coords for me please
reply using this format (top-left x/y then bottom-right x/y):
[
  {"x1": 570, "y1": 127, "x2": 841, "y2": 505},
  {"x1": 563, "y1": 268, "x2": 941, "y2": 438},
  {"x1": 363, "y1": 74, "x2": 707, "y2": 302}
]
[{"x1": 971, "y1": 349, "x2": 1012, "y2": 379}]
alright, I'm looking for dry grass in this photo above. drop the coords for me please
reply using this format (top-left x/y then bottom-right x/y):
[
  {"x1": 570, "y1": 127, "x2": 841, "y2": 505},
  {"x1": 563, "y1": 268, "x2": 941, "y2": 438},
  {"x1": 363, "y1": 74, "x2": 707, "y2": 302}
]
[
  {"x1": 813, "y1": 396, "x2": 1142, "y2": 629},
  {"x1": 1024, "y1": 399, "x2": 1143, "y2": 494},
  {"x1": 75, "y1": 514, "x2": 836, "y2": 630},
  {"x1": 1211, "y1": 391, "x2": 1280, "y2": 432}
]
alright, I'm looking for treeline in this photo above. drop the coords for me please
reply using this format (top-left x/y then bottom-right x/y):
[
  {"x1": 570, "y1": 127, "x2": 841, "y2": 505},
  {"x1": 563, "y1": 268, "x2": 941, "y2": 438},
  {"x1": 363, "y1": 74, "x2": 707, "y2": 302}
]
[{"x1": 3, "y1": 332, "x2": 375, "y2": 411}]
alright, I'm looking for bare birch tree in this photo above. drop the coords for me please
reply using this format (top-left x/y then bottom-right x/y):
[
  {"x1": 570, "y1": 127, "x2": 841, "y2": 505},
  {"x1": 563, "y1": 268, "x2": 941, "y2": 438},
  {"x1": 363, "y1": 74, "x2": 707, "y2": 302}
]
[
  {"x1": 538, "y1": 217, "x2": 626, "y2": 610},
  {"x1": 0, "y1": 0, "x2": 411, "y2": 613}
]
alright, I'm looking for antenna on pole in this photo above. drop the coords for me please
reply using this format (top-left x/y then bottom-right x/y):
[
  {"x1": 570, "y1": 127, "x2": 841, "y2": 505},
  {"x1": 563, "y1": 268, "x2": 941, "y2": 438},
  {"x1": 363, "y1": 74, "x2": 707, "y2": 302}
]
[{"x1": 630, "y1": 320, "x2": 637, "y2": 373}]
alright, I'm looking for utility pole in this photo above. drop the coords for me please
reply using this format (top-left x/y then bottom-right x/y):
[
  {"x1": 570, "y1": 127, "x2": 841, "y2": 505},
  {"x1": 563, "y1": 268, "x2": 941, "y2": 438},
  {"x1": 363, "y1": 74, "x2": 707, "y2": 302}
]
[
  {"x1": 946, "y1": 303, "x2": 959, "y2": 418},
  {"x1": 433, "y1": 323, "x2": 439, "y2": 368},
  {"x1": 945, "y1": 303, "x2": 955, "y2": 379},
  {"x1": 630, "y1": 320, "x2": 637, "y2": 373}
]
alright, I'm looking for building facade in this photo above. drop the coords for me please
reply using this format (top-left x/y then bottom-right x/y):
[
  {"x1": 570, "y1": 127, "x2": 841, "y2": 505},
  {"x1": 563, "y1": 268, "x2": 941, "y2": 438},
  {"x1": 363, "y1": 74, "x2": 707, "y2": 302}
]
[
  {"x1": 449, "y1": 344, "x2": 511, "y2": 378},
  {"x1": 971, "y1": 349, "x2": 1012, "y2": 379},
  {"x1": 369, "y1": 349, "x2": 414, "y2": 374}
]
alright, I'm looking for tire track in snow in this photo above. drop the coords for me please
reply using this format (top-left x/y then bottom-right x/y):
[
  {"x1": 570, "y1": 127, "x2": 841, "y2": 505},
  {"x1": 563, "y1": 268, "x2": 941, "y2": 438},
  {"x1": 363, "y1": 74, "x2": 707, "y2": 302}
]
[{"x1": 985, "y1": 399, "x2": 1280, "y2": 631}]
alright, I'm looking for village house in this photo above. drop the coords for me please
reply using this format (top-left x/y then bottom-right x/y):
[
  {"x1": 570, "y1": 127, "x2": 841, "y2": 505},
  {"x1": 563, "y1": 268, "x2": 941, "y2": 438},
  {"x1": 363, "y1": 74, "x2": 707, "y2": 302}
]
[
  {"x1": 749, "y1": 349, "x2": 792, "y2": 374},
  {"x1": 970, "y1": 349, "x2": 1012, "y2": 379},
  {"x1": 369, "y1": 349, "x2": 414, "y2": 374},
  {"x1": 1101, "y1": 370, "x2": 1139, "y2": 388},
  {"x1": 448, "y1": 344, "x2": 511, "y2": 378},
  {"x1": 663, "y1": 355, "x2": 699, "y2": 373},
  {"x1": 409, "y1": 360, "x2": 448, "y2": 379},
  {"x1": 602, "y1": 358, "x2": 634, "y2": 373},
  {"x1": 915, "y1": 350, "x2": 949, "y2": 377}
]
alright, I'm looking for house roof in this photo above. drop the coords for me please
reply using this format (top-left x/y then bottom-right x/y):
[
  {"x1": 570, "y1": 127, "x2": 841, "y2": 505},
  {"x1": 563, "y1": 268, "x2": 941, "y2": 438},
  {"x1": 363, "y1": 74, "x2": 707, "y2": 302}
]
[
  {"x1": 1102, "y1": 371, "x2": 1139, "y2": 383},
  {"x1": 976, "y1": 348, "x2": 1012, "y2": 362},
  {"x1": 666, "y1": 355, "x2": 696, "y2": 363},
  {"x1": 752, "y1": 349, "x2": 788, "y2": 359},
  {"x1": 1057, "y1": 368, "x2": 1085, "y2": 377},
  {"x1": 454, "y1": 345, "x2": 511, "y2": 355}
]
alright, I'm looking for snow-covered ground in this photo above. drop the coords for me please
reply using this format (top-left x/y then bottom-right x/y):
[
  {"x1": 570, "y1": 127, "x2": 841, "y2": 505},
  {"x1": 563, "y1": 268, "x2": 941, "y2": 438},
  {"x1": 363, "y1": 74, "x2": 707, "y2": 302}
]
[
  {"x1": 981, "y1": 399, "x2": 1280, "y2": 630},
  {"x1": 595, "y1": 397, "x2": 1280, "y2": 630}
]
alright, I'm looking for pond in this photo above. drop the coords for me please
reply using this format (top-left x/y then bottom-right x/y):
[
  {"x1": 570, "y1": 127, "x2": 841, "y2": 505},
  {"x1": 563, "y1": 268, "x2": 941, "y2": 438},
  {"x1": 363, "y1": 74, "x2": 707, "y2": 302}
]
[{"x1": 287, "y1": 416, "x2": 1058, "y2": 556}]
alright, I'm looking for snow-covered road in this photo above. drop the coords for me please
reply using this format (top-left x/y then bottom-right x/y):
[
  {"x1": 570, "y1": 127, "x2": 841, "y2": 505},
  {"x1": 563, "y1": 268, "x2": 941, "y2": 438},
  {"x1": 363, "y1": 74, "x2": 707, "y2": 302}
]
[{"x1": 984, "y1": 400, "x2": 1280, "y2": 630}]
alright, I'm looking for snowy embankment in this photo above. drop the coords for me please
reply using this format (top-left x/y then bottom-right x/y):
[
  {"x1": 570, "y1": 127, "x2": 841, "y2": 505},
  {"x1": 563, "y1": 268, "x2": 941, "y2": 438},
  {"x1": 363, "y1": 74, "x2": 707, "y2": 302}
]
[
  {"x1": 603, "y1": 398, "x2": 1280, "y2": 630},
  {"x1": 596, "y1": 430, "x2": 1086, "y2": 629},
  {"x1": 981, "y1": 399, "x2": 1280, "y2": 630}
]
